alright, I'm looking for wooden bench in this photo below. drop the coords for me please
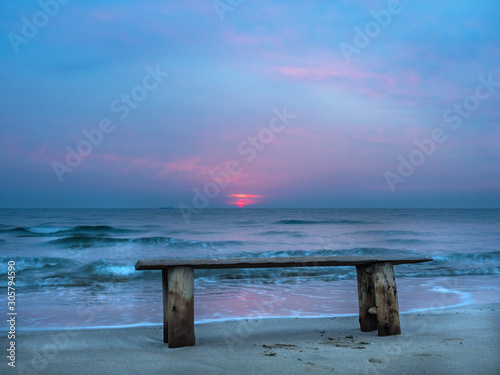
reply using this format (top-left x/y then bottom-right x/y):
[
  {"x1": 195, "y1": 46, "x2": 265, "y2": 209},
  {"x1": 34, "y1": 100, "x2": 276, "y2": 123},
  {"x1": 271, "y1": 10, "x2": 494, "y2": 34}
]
[{"x1": 135, "y1": 255, "x2": 432, "y2": 348}]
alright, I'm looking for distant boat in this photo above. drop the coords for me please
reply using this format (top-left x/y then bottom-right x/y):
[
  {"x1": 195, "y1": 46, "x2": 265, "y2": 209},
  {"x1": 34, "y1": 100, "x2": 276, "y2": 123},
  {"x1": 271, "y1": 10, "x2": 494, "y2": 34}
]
[{"x1": 159, "y1": 207, "x2": 174, "y2": 209}]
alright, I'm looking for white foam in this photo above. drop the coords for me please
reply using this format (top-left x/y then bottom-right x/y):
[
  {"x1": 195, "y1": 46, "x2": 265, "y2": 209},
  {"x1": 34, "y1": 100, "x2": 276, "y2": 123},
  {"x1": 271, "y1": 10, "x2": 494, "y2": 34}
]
[{"x1": 94, "y1": 264, "x2": 136, "y2": 277}]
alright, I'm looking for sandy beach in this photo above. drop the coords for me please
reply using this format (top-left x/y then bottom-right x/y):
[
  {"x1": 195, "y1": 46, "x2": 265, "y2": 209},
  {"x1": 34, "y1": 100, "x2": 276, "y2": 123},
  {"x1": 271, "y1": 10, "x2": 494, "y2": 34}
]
[{"x1": 9, "y1": 303, "x2": 499, "y2": 375}]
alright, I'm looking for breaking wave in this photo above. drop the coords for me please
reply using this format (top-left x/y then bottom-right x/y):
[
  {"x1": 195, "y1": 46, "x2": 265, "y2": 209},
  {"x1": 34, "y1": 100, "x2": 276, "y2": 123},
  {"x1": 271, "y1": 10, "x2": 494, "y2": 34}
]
[{"x1": 1, "y1": 248, "x2": 499, "y2": 288}]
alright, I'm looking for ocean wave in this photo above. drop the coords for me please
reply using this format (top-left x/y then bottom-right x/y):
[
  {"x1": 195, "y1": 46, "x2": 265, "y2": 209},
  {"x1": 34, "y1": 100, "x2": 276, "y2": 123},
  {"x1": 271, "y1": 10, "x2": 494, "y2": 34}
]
[
  {"x1": 259, "y1": 230, "x2": 307, "y2": 237},
  {"x1": 394, "y1": 250, "x2": 500, "y2": 277},
  {"x1": 195, "y1": 267, "x2": 356, "y2": 283},
  {"x1": 3, "y1": 248, "x2": 500, "y2": 288},
  {"x1": 385, "y1": 238, "x2": 426, "y2": 244},
  {"x1": 0, "y1": 257, "x2": 153, "y2": 287},
  {"x1": 275, "y1": 219, "x2": 367, "y2": 225},
  {"x1": 27, "y1": 226, "x2": 75, "y2": 234},
  {"x1": 194, "y1": 249, "x2": 500, "y2": 280},
  {"x1": 193, "y1": 248, "x2": 414, "y2": 282},
  {"x1": 46, "y1": 236, "x2": 129, "y2": 248},
  {"x1": 45, "y1": 235, "x2": 247, "y2": 249},
  {"x1": 44, "y1": 260, "x2": 155, "y2": 286},
  {"x1": 350, "y1": 230, "x2": 424, "y2": 236},
  {"x1": 432, "y1": 250, "x2": 500, "y2": 263},
  {"x1": 396, "y1": 266, "x2": 500, "y2": 278},
  {"x1": 2, "y1": 225, "x2": 141, "y2": 237},
  {"x1": 0, "y1": 256, "x2": 78, "y2": 273},
  {"x1": 236, "y1": 247, "x2": 415, "y2": 258},
  {"x1": 82, "y1": 260, "x2": 138, "y2": 278}
]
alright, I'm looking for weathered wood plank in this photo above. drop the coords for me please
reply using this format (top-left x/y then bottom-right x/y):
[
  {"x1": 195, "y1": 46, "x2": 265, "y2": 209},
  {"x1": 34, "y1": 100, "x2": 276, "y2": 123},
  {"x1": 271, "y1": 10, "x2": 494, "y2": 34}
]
[
  {"x1": 136, "y1": 256, "x2": 432, "y2": 270},
  {"x1": 356, "y1": 265, "x2": 378, "y2": 332},
  {"x1": 372, "y1": 262, "x2": 401, "y2": 336},
  {"x1": 162, "y1": 269, "x2": 168, "y2": 343},
  {"x1": 167, "y1": 266, "x2": 195, "y2": 348}
]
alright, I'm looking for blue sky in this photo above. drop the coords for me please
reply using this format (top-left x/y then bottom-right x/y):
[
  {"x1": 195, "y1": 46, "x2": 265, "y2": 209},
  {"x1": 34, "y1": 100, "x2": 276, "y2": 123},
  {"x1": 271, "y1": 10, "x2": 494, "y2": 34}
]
[{"x1": 1, "y1": 0, "x2": 499, "y2": 208}]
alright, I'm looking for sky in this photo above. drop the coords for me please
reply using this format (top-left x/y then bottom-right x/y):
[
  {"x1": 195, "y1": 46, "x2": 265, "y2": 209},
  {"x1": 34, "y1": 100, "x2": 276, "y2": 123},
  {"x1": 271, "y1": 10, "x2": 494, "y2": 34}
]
[{"x1": 0, "y1": 0, "x2": 499, "y2": 209}]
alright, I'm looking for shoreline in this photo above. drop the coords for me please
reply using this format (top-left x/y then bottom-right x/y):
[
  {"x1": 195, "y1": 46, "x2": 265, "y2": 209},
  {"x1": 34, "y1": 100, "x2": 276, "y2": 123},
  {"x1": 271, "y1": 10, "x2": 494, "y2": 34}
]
[
  {"x1": 16, "y1": 277, "x2": 499, "y2": 332},
  {"x1": 10, "y1": 303, "x2": 500, "y2": 375}
]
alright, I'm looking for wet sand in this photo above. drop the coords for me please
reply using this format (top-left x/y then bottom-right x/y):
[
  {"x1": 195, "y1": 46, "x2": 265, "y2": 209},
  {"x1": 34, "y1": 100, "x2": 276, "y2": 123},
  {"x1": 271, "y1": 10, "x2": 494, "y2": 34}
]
[{"x1": 11, "y1": 303, "x2": 500, "y2": 375}]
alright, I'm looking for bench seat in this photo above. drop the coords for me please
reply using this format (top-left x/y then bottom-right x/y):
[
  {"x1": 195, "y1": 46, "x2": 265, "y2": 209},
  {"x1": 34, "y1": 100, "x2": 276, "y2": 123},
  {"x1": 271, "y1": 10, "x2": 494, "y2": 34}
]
[{"x1": 135, "y1": 255, "x2": 432, "y2": 348}]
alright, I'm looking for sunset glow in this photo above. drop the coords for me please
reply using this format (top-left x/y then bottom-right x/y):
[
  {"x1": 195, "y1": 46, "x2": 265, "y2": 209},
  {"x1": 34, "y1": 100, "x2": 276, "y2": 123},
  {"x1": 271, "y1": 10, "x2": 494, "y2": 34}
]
[
  {"x1": 0, "y1": 1, "x2": 498, "y2": 208},
  {"x1": 230, "y1": 194, "x2": 262, "y2": 199},
  {"x1": 228, "y1": 194, "x2": 262, "y2": 207}
]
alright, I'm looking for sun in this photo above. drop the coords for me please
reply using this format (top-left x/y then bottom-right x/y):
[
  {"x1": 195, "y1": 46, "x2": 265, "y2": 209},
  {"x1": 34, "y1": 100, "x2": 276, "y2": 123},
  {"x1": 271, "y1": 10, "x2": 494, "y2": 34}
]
[{"x1": 228, "y1": 194, "x2": 262, "y2": 207}]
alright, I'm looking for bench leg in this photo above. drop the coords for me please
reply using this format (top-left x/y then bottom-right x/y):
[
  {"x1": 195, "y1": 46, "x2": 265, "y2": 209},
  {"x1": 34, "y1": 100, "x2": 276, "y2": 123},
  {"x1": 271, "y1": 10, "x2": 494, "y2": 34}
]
[
  {"x1": 167, "y1": 266, "x2": 196, "y2": 348},
  {"x1": 372, "y1": 262, "x2": 401, "y2": 336},
  {"x1": 356, "y1": 265, "x2": 378, "y2": 332},
  {"x1": 162, "y1": 269, "x2": 168, "y2": 343}
]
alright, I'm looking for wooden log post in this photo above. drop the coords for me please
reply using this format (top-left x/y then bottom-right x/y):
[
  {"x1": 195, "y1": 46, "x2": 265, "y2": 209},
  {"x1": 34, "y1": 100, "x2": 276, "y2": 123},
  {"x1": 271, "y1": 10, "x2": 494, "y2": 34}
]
[
  {"x1": 356, "y1": 265, "x2": 378, "y2": 332},
  {"x1": 167, "y1": 266, "x2": 196, "y2": 348},
  {"x1": 162, "y1": 269, "x2": 169, "y2": 343},
  {"x1": 372, "y1": 262, "x2": 401, "y2": 336}
]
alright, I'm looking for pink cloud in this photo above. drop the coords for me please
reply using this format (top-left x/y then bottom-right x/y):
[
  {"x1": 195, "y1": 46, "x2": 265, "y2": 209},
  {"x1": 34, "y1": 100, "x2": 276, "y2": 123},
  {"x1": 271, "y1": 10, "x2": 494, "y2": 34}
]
[
  {"x1": 273, "y1": 63, "x2": 411, "y2": 99},
  {"x1": 93, "y1": 154, "x2": 207, "y2": 176},
  {"x1": 271, "y1": 50, "x2": 434, "y2": 100},
  {"x1": 0, "y1": 136, "x2": 54, "y2": 165},
  {"x1": 91, "y1": 154, "x2": 250, "y2": 186}
]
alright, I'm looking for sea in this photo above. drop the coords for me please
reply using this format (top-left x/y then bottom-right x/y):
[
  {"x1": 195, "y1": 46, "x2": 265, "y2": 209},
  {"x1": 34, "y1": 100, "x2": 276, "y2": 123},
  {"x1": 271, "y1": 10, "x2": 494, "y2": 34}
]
[{"x1": 0, "y1": 208, "x2": 499, "y2": 331}]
